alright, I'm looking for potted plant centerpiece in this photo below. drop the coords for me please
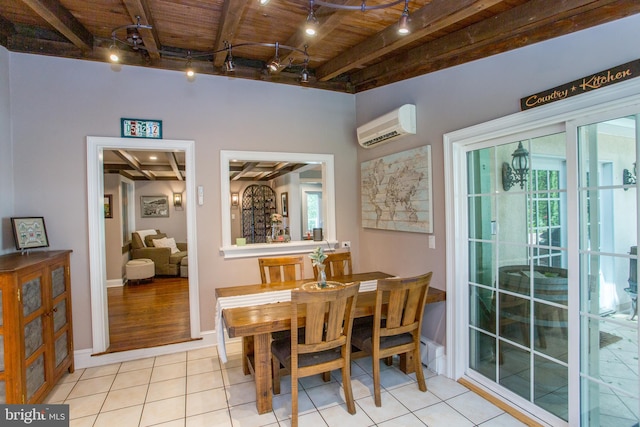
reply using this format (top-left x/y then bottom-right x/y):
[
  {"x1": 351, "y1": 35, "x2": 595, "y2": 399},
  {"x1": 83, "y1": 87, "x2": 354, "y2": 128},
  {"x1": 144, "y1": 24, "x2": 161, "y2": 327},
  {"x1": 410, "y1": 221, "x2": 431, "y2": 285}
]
[
  {"x1": 309, "y1": 247, "x2": 328, "y2": 287},
  {"x1": 270, "y1": 213, "x2": 283, "y2": 242}
]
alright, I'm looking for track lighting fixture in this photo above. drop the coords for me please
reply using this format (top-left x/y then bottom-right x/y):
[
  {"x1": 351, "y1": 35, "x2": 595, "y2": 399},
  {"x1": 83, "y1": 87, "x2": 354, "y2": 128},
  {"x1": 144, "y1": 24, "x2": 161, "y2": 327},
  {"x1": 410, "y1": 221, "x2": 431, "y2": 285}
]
[
  {"x1": 185, "y1": 51, "x2": 195, "y2": 78},
  {"x1": 108, "y1": 18, "x2": 310, "y2": 83},
  {"x1": 398, "y1": 0, "x2": 410, "y2": 35},
  {"x1": 305, "y1": 1, "x2": 319, "y2": 36},
  {"x1": 297, "y1": 0, "x2": 411, "y2": 36}
]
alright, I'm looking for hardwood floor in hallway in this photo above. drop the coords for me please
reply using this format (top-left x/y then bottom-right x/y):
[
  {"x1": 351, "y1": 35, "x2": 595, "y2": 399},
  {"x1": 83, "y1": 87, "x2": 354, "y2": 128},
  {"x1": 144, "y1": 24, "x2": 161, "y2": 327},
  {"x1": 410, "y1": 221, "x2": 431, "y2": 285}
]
[{"x1": 106, "y1": 276, "x2": 193, "y2": 353}]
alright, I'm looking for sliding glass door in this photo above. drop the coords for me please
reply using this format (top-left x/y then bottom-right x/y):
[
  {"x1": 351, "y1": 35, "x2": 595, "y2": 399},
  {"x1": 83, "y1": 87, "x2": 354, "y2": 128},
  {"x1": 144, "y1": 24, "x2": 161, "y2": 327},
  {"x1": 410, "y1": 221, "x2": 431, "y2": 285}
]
[{"x1": 463, "y1": 110, "x2": 640, "y2": 425}]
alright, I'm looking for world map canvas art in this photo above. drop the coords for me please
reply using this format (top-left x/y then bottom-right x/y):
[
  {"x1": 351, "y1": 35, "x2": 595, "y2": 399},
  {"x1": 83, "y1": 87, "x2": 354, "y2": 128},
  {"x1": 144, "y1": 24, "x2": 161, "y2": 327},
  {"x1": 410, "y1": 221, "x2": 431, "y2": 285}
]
[{"x1": 361, "y1": 145, "x2": 433, "y2": 233}]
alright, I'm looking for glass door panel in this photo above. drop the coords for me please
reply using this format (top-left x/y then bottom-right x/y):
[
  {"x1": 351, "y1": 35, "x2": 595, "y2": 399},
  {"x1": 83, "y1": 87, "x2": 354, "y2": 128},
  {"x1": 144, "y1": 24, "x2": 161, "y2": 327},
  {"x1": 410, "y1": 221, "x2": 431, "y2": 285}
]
[
  {"x1": 578, "y1": 115, "x2": 639, "y2": 426},
  {"x1": 467, "y1": 131, "x2": 569, "y2": 422}
]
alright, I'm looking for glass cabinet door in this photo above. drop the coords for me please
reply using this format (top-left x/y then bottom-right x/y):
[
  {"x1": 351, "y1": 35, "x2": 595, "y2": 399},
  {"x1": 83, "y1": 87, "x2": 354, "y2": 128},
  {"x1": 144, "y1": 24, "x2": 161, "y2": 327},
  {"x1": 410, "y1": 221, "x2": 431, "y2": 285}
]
[
  {"x1": 22, "y1": 274, "x2": 46, "y2": 401},
  {"x1": 51, "y1": 265, "x2": 71, "y2": 371}
]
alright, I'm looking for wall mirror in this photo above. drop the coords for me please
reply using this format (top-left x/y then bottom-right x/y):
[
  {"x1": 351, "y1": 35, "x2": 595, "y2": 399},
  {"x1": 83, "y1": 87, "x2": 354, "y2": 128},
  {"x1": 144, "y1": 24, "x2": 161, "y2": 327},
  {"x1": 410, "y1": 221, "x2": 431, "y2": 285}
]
[{"x1": 220, "y1": 150, "x2": 336, "y2": 258}]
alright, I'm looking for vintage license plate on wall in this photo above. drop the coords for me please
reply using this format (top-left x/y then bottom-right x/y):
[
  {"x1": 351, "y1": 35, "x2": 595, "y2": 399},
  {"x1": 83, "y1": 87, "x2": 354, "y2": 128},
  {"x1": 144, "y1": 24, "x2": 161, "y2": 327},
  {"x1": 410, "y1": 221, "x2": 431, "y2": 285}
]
[{"x1": 121, "y1": 118, "x2": 162, "y2": 139}]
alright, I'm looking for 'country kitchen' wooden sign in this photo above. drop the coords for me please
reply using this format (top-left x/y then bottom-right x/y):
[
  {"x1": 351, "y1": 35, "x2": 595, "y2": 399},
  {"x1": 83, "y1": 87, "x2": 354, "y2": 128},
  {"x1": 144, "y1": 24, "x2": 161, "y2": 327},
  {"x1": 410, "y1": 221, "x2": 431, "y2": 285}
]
[{"x1": 521, "y1": 59, "x2": 640, "y2": 110}]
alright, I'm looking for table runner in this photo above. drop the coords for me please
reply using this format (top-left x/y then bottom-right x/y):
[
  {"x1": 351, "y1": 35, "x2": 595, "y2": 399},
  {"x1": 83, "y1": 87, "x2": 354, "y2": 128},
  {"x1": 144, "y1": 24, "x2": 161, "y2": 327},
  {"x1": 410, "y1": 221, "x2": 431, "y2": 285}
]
[{"x1": 215, "y1": 279, "x2": 379, "y2": 363}]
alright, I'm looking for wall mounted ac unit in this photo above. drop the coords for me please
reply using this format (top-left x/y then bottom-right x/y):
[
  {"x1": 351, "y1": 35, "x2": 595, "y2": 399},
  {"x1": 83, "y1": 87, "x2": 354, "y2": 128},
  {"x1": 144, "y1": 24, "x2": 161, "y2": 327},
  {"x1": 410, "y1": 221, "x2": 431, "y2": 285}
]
[{"x1": 357, "y1": 104, "x2": 416, "y2": 148}]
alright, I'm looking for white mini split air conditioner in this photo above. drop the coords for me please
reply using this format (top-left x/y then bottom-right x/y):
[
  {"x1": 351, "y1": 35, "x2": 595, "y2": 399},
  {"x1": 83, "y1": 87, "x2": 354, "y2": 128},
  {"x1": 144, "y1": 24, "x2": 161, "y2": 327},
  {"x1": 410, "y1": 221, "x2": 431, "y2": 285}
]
[{"x1": 357, "y1": 104, "x2": 416, "y2": 148}]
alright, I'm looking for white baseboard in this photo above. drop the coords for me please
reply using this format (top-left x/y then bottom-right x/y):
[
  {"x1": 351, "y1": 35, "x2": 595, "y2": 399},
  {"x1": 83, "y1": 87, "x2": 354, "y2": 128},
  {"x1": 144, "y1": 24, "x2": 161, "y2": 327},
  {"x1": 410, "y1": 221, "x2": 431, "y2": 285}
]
[
  {"x1": 106, "y1": 278, "x2": 124, "y2": 288},
  {"x1": 74, "y1": 329, "x2": 217, "y2": 369}
]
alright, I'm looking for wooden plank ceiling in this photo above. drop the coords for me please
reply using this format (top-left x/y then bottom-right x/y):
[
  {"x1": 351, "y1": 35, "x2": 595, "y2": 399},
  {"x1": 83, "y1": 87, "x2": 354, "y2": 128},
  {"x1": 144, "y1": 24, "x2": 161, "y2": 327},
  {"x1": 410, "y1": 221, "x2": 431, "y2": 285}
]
[{"x1": 1, "y1": 0, "x2": 638, "y2": 93}]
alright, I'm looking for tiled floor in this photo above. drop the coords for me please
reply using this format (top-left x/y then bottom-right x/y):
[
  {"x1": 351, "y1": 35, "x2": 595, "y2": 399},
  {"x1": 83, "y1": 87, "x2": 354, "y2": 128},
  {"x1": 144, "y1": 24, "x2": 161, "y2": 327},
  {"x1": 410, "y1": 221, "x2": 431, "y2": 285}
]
[{"x1": 46, "y1": 341, "x2": 528, "y2": 427}]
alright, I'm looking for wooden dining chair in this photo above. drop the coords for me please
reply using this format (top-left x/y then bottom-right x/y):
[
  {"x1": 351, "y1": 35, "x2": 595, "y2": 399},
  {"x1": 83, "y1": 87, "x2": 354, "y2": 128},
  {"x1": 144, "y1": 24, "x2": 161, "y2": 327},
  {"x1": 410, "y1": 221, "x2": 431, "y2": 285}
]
[
  {"x1": 350, "y1": 272, "x2": 432, "y2": 407},
  {"x1": 240, "y1": 256, "x2": 307, "y2": 375},
  {"x1": 271, "y1": 282, "x2": 360, "y2": 427},
  {"x1": 258, "y1": 255, "x2": 306, "y2": 284},
  {"x1": 312, "y1": 251, "x2": 352, "y2": 280}
]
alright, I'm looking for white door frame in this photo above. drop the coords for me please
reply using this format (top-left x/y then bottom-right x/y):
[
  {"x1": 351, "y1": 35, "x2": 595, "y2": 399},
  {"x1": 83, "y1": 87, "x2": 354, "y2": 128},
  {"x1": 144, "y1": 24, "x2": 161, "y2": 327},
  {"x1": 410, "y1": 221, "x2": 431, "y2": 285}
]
[{"x1": 87, "y1": 136, "x2": 200, "y2": 354}]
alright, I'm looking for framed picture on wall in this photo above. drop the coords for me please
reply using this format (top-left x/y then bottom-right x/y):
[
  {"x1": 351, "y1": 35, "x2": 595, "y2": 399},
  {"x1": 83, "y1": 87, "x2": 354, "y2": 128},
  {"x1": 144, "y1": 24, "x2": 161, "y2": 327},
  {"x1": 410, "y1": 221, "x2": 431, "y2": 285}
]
[
  {"x1": 104, "y1": 194, "x2": 113, "y2": 218},
  {"x1": 10, "y1": 217, "x2": 49, "y2": 250},
  {"x1": 140, "y1": 195, "x2": 170, "y2": 218},
  {"x1": 281, "y1": 192, "x2": 288, "y2": 217}
]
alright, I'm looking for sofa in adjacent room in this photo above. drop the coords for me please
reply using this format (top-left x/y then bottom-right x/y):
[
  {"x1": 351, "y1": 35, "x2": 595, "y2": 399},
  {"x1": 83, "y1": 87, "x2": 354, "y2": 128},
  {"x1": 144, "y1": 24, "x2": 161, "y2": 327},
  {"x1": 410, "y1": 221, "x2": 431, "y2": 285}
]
[{"x1": 131, "y1": 229, "x2": 188, "y2": 276}]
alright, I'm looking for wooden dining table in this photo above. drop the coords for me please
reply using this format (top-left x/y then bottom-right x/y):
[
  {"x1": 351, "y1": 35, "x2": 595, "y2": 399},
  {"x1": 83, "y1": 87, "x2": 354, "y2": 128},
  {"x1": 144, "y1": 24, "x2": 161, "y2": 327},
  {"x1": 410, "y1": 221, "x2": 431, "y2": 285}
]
[{"x1": 216, "y1": 271, "x2": 446, "y2": 414}]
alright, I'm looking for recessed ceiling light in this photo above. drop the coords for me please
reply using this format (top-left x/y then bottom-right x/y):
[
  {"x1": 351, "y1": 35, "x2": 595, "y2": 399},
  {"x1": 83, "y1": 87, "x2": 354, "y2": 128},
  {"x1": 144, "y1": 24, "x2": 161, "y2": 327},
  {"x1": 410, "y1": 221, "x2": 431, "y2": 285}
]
[{"x1": 149, "y1": 155, "x2": 157, "y2": 160}]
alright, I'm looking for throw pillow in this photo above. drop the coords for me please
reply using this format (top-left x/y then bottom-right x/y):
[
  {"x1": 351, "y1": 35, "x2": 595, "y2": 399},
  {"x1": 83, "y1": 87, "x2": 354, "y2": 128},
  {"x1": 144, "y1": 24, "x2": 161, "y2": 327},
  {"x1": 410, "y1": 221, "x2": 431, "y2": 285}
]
[
  {"x1": 152, "y1": 237, "x2": 180, "y2": 254},
  {"x1": 145, "y1": 233, "x2": 167, "y2": 247}
]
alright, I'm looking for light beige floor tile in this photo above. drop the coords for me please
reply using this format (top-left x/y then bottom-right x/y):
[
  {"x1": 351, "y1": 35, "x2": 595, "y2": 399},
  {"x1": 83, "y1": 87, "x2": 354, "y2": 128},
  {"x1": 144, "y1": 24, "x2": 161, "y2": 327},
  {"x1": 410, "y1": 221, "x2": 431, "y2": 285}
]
[
  {"x1": 112, "y1": 368, "x2": 152, "y2": 390},
  {"x1": 388, "y1": 384, "x2": 441, "y2": 411},
  {"x1": 187, "y1": 357, "x2": 218, "y2": 375},
  {"x1": 187, "y1": 370, "x2": 225, "y2": 394},
  {"x1": 379, "y1": 365, "x2": 416, "y2": 390},
  {"x1": 226, "y1": 381, "x2": 257, "y2": 407},
  {"x1": 67, "y1": 375, "x2": 115, "y2": 399},
  {"x1": 413, "y1": 401, "x2": 475, "y2": 427},
  {"x1": 69, "y1": 414, "x2": 97, "y2": 427},
  {"x1": 146, "y1": 377, "x2": 186, "y2": 402},
  {"x1": 80, "y1": 363, "x2": 120, "y2": 379},
  {"x1": 43, "y1": 381, "x2": 75, "y2": 403},
  {"x1": 150, "y1": 419, "x2": 185, "y2": 427},
  {"x1": 272, "y1": 389, "x2": 314, "y2": 421},
  {"x1": 224, "y1": 340, "x2": 243, "y2": 355},
  {"x1": 350, "y1": 374, "x2": 374, "y2": 400},
  {"x1": 60, "y1": 369, "x2": 85, "y2": 384},
  {"x1": 93, "y1": 405, "x2": 143, "y2": 427},
  {"x1": 186, "y1": 387, "x2": 228, "y2": 416},
  {"x1": 319, "y1": 402, "x2": 373, "y2": 427},
  {"x1": 447, "y1": 391, "x2": 504, "y2": 424},
  {"x1": 305, "y1": 381, "x2": 350, "y2": 409},
  {"x1": 155, "y1": 352, "x2": 187, "y2": 366},
  {"x1": 355, "y1": 391, "x2": 409, "y2": 424},
  {"x1": 283, "y1": 409, "x2": 329, "y2": 427},
  {"x1": 221, "y1": 353, "x2": 243, "y2": 370},
  {"x1": 66, "y1": 392, "x2": 108, "y2": 419},
  {"x1": 119, "y1": 357, "x2": 155, "y2": 373},
  {"x1": 102, "y1": 384, "x2": 148, "y2": 412},
  {"x1": 477, "y1": 412, "x2": 530, "y2": 426},
  {"x1": 377, "y1": 412, "x2": 428, "y2": 427},
  {"x1": 221, "y1": 365, "x2": 254, "y2": 386},
  {"x1": 227, "y1": 401, "x2": 278, "y2": 427},
  {"x1": 426, "y1": 375, "x2": 470, "y2": 400},
  {"x1": 140, "y1": 396, "x2": 186, "y2": 427},
  {"x1": 151, "y1": 362, "x2": 187, "y2": 383},
  {"x1": 186, "y1": 408, "x2": 232, "y2": 427},
  {"x1": 187, "y1": 346, "x2": 218, "y2": 361}
]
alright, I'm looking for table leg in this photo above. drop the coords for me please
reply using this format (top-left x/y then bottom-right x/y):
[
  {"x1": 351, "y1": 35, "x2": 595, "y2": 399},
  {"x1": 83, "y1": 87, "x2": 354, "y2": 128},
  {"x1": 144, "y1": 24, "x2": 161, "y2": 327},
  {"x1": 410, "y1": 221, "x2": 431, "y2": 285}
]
[{"x1": 253, "y1": 332, "x2": 272, "y2": 414}]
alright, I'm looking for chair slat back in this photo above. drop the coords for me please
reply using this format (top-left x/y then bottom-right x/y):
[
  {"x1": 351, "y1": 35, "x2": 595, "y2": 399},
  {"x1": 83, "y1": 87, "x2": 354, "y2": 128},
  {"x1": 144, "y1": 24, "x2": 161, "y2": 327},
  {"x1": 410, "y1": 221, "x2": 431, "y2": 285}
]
[
  {"x1": 292, "y1": 282, "x2": 360, "y2": 355},
  {"x1": 313, "y1": 251, "x2": 352, "y2": 280},
  {"x1": 258, "y1": 256, "x2": 305, "y2": 284},
  {"x1": 376, "y1": 273, "x2": 432, "y2": 337}
]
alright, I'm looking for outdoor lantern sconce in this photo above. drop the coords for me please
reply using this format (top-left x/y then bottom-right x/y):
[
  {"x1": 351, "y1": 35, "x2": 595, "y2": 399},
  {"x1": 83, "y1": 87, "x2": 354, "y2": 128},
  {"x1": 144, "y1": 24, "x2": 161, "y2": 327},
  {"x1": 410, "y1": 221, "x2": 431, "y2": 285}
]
[
  {"x1": 623, "y1": 163, "x2": 637, "y2": 190},
  {"x1": 174, "y1": 192, "x2": 183, "y2": 209},
  {"x1": 502, "y1": 141, "x2": 529, "y2": 191},
  {"x1": 231, "y1": 193, "x2": 239, "y2": 207}
]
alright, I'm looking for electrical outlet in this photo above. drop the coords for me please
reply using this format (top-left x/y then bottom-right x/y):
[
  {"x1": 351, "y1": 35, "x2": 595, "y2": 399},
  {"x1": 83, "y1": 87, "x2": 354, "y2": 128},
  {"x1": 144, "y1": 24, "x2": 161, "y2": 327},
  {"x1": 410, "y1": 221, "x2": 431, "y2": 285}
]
[{"x1": 341, "y1": 241, "x2": 351, "y2": 248}]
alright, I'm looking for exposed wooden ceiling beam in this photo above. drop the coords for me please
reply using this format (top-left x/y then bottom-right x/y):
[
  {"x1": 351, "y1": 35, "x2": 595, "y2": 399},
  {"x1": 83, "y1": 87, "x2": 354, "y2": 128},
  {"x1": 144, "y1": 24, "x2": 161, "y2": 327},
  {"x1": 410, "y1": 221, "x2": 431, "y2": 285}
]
[
  {"x1": 350, "y1": 0, "x2": 638, "y2": 89},
  {"x1": 316, "y1": 0, "x2": 503, "y2": 81},
  {"x1": 231, "y1": 162, "x2": 258, "y2": 181},
  {"x1": 114, "y1": 150, "x2": 155, "y2": 180},
  {"x1": 0, "y1": 14, "x2": 16, "y2": 44},
  {"x1": 166, "y1": 152, "x2": 184, "y2": 181},
  {"x1": 122, "y1": 0, "x2": 161, "y2": 60},
  {"x1": 19, "y1": 0, "x2": 92, "y2": 51},
  {"x1": 213, "y1": 0, "x2": 251, "y2": 68}
]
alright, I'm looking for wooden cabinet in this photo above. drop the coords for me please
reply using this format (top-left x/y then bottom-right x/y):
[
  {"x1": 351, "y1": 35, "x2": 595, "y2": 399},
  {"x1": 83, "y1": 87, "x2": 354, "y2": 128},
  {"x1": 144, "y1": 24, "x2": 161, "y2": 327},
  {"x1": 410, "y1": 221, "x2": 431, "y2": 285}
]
[{"x1": 0, "y1": 250, "x2": 74, "y2": 404}]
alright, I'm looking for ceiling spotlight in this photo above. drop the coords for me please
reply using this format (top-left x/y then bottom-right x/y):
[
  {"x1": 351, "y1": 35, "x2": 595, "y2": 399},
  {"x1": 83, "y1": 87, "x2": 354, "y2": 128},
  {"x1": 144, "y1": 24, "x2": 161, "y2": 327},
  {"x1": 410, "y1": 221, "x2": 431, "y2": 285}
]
[
  {"x1": 108, "y1": 37, "x2": 120, "y2": 62},
  {"x1": 398, "y1": 0, "x2": 410, "y2": 35},
  {"x1": 185, "y1": 52, "x2": 195, "y2": 78},
  {"x1": 269, "y1": 42, "x2": 280, "y2": 72},
  {"x1": 224, "y1": 44, "x2": 235, "y2": 72},
  {"x1": 259, "y1": 0, "x2": 270, "y2": 4},
  {"x1": 301, "y1": 59, "x2": 310, "y2": 83},
  {"x1": 305, "y1": 1, "x2": 319, "y2": 36}
]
